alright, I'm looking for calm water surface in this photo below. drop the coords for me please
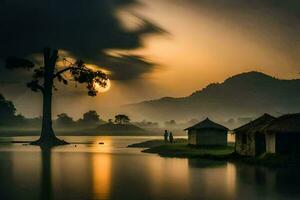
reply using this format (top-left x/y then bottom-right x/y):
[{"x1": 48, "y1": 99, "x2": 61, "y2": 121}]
[{"x1": 0, "y1": 136, "x2": 299, "y2": 200}]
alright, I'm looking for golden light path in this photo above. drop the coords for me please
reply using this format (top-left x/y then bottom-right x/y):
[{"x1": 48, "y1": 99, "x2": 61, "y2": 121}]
[{"x1": 94, "y1": 79, "x2": 111, "y2": 93}]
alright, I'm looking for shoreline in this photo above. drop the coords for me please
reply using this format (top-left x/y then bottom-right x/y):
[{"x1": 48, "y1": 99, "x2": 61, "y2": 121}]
[
  {"x1": 0, "y1": 131, "x2": 186, "y2": 137},
  {"x1": 129, "y1": 139, "x2": 300, "y2": 168}
]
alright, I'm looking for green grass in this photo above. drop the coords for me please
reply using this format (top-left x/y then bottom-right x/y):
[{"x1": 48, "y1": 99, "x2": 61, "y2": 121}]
[
  {"x1": 130, "y1": 140, "x2": 300, "y2": 167},
  {"x1": 127, "y1": 139, "x2": 187, "y2": 148},
  {"x1": 142, "y1": 143, "x2": 235, "y2": 159}
]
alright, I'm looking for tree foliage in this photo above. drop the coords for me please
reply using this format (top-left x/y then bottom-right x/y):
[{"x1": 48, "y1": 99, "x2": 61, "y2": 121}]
[
  {"x1": 83, "y1": 110, "x2": 99, "y2": 122},
  {"x1": 0, "y1": 94, "x2": 16, "y2": 118},
  {"x1": 0, "y1": 94, "x2": 28, "y2": 126},
  {"x1": 164, "y1": 120, "x2": 176, "y2": 127},
  {"x1": 77, "y1": 110, "x2": 101, "y2": 127},
  {"x1": 56, "y1": 113, "x2": 75, "y2": 127},
  {"x1": 6, "y1": 57, "x2": 35, "y2": 70},
  {"x1": 115, "y1": 114, "x2": 130, "y2": 124},
  {"x1": 0, "y1": 94, "x2": 17, "y2": 125},
  {"x1": 5, "y1": 50, "x2": 108, "y2": 96}
]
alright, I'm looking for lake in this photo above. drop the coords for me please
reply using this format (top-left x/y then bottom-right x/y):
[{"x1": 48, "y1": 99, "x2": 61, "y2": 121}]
[{"x1": 0, "y1": 136, "x2": 299, "y2": 200}]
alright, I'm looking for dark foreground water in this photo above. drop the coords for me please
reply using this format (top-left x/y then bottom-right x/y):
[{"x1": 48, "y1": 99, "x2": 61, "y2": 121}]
[{"x1": 0, "y1": 136, "x2": 299, "y2": 200}]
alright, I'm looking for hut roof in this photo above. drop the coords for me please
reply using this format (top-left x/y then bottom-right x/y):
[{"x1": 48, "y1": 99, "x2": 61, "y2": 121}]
[
  {"x1": 234, "y1": 113, "x2": 276, "y2": 134},
  {"x1": 184, "y1": 118, "x2": 228, "y2": 131},
  {"x1": 264, "y1": 113, "x2": 300, "y2": 134}
]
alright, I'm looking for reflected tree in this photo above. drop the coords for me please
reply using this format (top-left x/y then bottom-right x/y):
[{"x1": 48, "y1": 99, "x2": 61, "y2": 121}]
[{"x1": 40, "y1": 147, "x2": 53, "y2": 200}]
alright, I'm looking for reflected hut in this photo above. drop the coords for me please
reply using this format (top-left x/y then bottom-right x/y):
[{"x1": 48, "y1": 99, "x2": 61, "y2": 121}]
[
  {"x1": 264, "y1": 113, "x2": 300, "y2": 154},
  {"x1": 234, "y1": 114, "x2": 276, "y2": 157},
  {"x1": 184, "y1": 118, "x2": 228, "y2": 146}
]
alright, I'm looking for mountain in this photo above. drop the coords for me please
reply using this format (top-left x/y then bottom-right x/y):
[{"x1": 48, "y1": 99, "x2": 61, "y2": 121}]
[{"x1": 124, "y1": 71, "x2": 300, "y2": 121}]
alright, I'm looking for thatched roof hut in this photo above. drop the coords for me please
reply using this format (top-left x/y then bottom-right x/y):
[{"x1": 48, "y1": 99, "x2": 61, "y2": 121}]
[
  {"x1": 264, "y1": 113, "x2": 300, "y2": 134},
  {"x1": 264, "y1": 113, "x2": 300, "y2": 154},
  {"x1": 234, "y1": 113, "x2": 276, "y2": 134},
  {"x1": 234, "y1": 113, "x2": 276, "y2": 156},
  {"x1": 185, "y1": 118, "x2": 228, "y2": 146},
  {"x1": 185, "y1": 118, "x2": 228, "y2": 131}
]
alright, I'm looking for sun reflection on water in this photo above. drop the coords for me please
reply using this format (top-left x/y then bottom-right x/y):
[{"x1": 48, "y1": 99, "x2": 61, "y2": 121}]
[
  {"x1": 92, "y1": 154, "x2": 112, "y2": 200},
  {"x1": 226, "y1": 163, "x2": 237, "y2": 198}
]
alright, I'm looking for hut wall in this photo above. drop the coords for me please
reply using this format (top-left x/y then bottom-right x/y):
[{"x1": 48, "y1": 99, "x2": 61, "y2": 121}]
[
  {"x1": 188, "y1": 130, "x2": 197, "y2": 145},
  {"x1": 276, "y1": 133, "x2": 300, "y2": 154},
  {"x1": 196, "y1": 129, "x2": 227, "y2": 146},
  {"x1": 235, "y1": 133, "x2": 256, "y2": 156},
  {"x1": 255, "y1": 133, "x2": 266, "y2": 155},
  {"x1": 265, "y1": 133, "x2": 276, "y2": 153}
]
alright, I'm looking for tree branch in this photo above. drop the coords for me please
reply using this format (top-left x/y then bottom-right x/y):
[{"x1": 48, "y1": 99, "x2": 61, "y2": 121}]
[
  {"x1": 53, "y1": 67, "x2": 75, "y2": 79},
  {"x1": 27, "y1": 80, "x2": 45, "y2": 93},
  {"x1": 36, "y1": 83, "x2": 45, "y2": 93}
]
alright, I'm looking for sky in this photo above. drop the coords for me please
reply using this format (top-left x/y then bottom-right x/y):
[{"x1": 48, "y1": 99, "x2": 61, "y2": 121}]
[{"x1": 0, "y1": 0, "x2": 299, "y2": 120}]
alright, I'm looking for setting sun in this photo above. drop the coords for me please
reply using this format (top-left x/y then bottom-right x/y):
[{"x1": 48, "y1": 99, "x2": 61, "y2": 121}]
[{"x1": 94, "y1": 79, "x2": 111, "y2": 93}]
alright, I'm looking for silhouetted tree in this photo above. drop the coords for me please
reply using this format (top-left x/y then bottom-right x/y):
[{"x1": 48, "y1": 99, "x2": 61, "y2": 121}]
[
  {"x1": 55, "y1": 113, "x2": 75, "y2": 127},
  {"x1": 78, "y1": 110, "x2": 101, "y2": 127},
  {"x1": 5, "y1": 48, "x2": 108, "y2": 147},
  {"x1": 164, "y1": 120, "x2": 176, "y2": 127},
  {"x1": 0, "y1": 94, "x2": 16, "y2": 124},
  {"x1": 115, "y1": 114, "x2": 130, "y2": 124},
  {"x1": 0, "y1": 94, "x2": 27, "y2": 126}
]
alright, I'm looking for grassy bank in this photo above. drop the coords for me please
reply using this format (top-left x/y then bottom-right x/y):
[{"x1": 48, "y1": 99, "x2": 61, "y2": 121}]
[
  {"x1": 129, "y1": 139, "x2": 300, "y2": 167},
  {"x1": 127, "y1": 138, "x2": 187, "y2": 148},
  {"x1": 128, "y1": 139, "x2": 234, "y2": 159},
  {"x1": 142, "y1": 143, "x2": 234, "y2": 159}
]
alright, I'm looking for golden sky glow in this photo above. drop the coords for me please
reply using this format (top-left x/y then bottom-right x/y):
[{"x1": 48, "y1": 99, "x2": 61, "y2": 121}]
[
  {"x1": 122, "y1": 0, "x2": 300, "y2": 96},
  {"x1": 3, "y1": 0, "x2": 300, "y2": 119}
]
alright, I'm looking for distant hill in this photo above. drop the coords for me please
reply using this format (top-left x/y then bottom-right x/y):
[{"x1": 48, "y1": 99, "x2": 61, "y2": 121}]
[
  {"x1": 92, "y1": 123, "x2": 147, "y2": 135},
  {"x1": 124, "y1": 71, "x2": 300, "y2": 121}
]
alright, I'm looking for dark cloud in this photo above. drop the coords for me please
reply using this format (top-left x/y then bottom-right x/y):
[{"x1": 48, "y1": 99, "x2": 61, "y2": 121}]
[
  {"x1": 0, "y1": 0, "x2": 164, "y2": 81},
  {"x1": 102, "y1": 54, "x2": 156, "y2": 80}
]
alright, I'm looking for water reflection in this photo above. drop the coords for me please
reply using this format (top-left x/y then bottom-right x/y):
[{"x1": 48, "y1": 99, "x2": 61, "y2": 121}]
[
  {"x1": 52, "y1": 149, "x2": 92, "y2": 199},
  {"x1": 187, "y1": 159, "x2": 237, "y2": 199},
  {"x1": 146, "y1": 157, "x2": 189, "y2": 199},
  {"x1": 0, "y1": 136, "x2": 300, "y2": 200},
  {"x1": 0, "y1": 145, "x2": 40, "y2": 199},
  {"x1": 92, "y1": 154, "x2": 111, "y2": 199},
  {"x1": 40, "y1": 147, "x2": 52, "y2": 200},
  {"x1": 0, "y1": 150, "x2": 14, "y2": 199}
]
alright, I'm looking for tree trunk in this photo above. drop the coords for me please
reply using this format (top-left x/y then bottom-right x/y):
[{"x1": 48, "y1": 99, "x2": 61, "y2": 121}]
[
  {"x1": 40, "y1": 87, "x2": 56, "y2": 142},
  {"x1": 31, "y1": 48, "x2": 68, "y2": 147}
]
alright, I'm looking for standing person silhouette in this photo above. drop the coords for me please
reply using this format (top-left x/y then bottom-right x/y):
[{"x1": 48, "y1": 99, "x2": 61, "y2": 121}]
[
  {"x1": 169, "y1": 132, "x2": 174, "y2": 143},
  {"x1": 164, "y1": 130, "x2": 169, "y2": 144}
]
